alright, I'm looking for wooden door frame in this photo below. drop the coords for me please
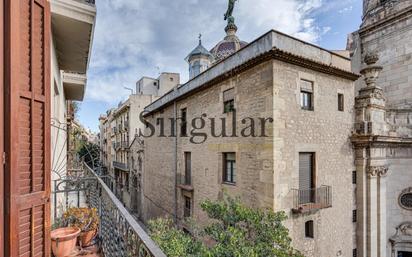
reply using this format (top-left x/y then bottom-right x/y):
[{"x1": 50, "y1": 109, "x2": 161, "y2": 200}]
[{"x1": 0, "y1": 0, "x2": 4, "y2": 256}]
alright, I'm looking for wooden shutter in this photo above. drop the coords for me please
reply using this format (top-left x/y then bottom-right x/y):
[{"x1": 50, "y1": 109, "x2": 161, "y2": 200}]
[
  {"x1": 4, "y1": 0, "x2": 51, "y2": 256},
  {"x1": 0, "y1": 0, "x2": 4, "y2": 255}
]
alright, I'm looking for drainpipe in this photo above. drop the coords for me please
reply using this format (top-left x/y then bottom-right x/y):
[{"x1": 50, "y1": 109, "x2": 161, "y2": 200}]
[{"x1": 173, "y1": 101, "x2": 178, "y2": 223}]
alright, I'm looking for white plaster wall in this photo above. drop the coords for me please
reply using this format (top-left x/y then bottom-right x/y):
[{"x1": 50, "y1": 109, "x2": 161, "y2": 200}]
[{"x1": 50, "y1": 37, "x2": 68, "y2": 221}]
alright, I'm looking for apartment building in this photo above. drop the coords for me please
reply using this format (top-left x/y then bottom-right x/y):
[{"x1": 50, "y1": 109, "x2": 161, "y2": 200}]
[
  {"x1": 99, "y1": 73, "x2": 180, "y2": 210},
  {"x1": 141, "y1": 24, "x2": 359, "y2": 256}
]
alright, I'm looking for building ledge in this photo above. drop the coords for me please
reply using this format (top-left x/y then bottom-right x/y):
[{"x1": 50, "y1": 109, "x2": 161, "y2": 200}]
[
  {"x1": 113, "y1": 161, "x2": 129, "y2": 172},
  {"x1": 177, "y1": 184, "x2": 194, "y2": 192},
  {"x1": 51, "y1": 0, "x2": 96, "y2": 74},
  {"x1": 292, "y1": 203, "x2": 332, "y2": 214},
  {"x1": 62, "y1": 71, "x2": 87, "y2": 101}
]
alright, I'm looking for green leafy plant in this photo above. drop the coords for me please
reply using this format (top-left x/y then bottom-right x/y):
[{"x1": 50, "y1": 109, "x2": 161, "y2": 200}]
[
  {"x1": 148, "y1": 195, "x2": 303, "y2": 257},
  {"x1": 63, "y1": 207, "x2": 99, "y2": 232}
]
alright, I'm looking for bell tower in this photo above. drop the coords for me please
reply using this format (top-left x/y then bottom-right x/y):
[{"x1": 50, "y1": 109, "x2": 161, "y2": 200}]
[
  {"x1": 185, "y1": 34, "x2": 214, "y2": 80},
  {"x1": 363, "y1": 0, "x2": 380, "y2": 16},
  {"x1": 349, "y1": 0, "x2": 412, "y2": 256}
]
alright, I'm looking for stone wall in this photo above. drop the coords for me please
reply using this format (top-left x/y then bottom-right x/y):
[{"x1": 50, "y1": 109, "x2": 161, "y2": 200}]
[
  {"x1": 142, "y1": 58, "x2": 356, "y2": 256},
  {"x1": 272, "y1": 60, "x2": 356, "y2": 257},
  {"x1": 143, "y1": 61, "x2": 274, "y2": 224}
]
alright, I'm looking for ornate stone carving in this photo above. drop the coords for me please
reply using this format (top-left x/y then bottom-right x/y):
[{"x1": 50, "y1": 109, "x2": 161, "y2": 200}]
[
  {"x1": 364, "y1": 52, "x2": 379, "y2": 65},
  {"x1": 367, "y1": 165, "x2": 389, "y2": 177},
  {"x1": 390, "y1": 222, "x2": 412, "y2": 241},
  {"x1": 360, "y1": 52, "x2": 383, "y2": 88},
  {"x1": 399, "y1": 187, "x2": 412, "y2": 210}
]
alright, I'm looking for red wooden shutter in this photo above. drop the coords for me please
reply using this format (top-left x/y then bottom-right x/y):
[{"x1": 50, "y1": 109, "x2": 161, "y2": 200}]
[
  {"x1": 0, "y1": 0, "x2": 4, "y2": 256},
  {"x1": 4, "y1": 0, "x2": 51, "y2": 256}
]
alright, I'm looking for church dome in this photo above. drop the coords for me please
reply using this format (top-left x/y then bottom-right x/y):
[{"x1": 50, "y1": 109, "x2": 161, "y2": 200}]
[{"x1": 210, "y1": 24, "x2": 248, "y2": 62}]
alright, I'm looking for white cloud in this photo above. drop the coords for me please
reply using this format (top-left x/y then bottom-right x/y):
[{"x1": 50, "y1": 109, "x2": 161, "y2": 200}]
[
  {"x1": 339, "y1": 6, "x2": 353, "y2": 13},
  {"x1": 86, "y1": 0, "x2": 326, "y2": 106}
]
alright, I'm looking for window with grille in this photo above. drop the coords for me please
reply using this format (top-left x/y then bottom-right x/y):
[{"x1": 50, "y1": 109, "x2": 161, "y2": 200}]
[
  {"x1": 305, "y1": 220, "x2": 314, "y2": 238},
  {"x1": 223, "y1": 88, "x2": 235, "y2": 113},
  {"x1": 338, "y1": 93, "x2": 344, "y2": 111},
  {"x1": 300, "y1": 80, "x2": 314, "y2": 110},
  {"x1": 353, "y1": 210, "x2": 357, "y2": 223},
  {"x1": 223, "y1": 153, "x2": 236, "y2": 184},
  {"x1": 184, "y1": 196, "x2": 192, "y2": 218}
]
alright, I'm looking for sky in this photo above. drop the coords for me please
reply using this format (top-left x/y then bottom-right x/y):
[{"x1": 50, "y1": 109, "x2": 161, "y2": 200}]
[{"x1": 78, "y1": 0, "x2": 363, "y2": 132}]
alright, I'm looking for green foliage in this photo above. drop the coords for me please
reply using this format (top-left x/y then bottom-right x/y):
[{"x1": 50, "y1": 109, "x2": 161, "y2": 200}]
[
  {"x1": 78, "y1": 142, "x2": 100, "y2": 168},
  {"x1": 148, "y1": 195, "x2": 303, "y2": 257},
  {"x1": 148, "y1": 218, "x2": 207, "y2": 257}
]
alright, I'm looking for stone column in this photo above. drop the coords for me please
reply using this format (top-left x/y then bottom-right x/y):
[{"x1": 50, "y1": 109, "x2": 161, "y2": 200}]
[{"x1": 353, "y1": 52, "x2": 389, "y2": 257}]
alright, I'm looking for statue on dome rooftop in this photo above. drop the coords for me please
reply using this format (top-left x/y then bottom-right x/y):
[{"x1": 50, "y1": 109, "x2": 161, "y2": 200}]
[{"x1": 224, "y1": 0, "x2": 238, "y2": 23}]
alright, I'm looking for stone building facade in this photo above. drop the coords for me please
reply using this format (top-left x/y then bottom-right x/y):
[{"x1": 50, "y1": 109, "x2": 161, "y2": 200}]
[
  {"x1": 348, "y1": 0, "x2": 412, "y2": 256},
  {"x1": 99, "y1": 73, "x2": 180, "y2": 210},
  {"x1": 141, "y1": 29, "x2": 359, "y2": 257}
]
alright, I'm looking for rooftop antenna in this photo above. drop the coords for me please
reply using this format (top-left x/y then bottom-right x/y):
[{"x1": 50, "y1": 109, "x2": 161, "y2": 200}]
[{"x1": 123, "y1": 86, "x2": 134, "y2": 95}]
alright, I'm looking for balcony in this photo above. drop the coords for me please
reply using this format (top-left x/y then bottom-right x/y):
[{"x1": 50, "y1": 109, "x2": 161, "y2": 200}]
[
  {"x1": 52, "y1": 164, "x2": 166, "y2": 257},
  {"x1": 122, "y1": 141, "x2": 129, "y2": 149},
  {"x1": 61, "y1": 71, "x2": 87, "y2": 101},
  {"x1": 177, "y1": 173, "x2": 193, "y2": 192},
  {"x1": 291, "y1": 186, "x2": 332, "y2": 214},
  {"x1": 113, "y1": 161, "x2": 129, "y2": 171},
  {"x1": 50, "y1": 0, "x2": 96, "y2": 72}
]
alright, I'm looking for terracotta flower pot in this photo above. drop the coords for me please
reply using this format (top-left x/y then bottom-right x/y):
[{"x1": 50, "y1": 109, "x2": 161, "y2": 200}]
[
  {"x1": 80, "y1": 229, "x2": 97, "y2": 247},
  {"x1": 51, "y1": 227, "x2": 81, "y2": 257}
]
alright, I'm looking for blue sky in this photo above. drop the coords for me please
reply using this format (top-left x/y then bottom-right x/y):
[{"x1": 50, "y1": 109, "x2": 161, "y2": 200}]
[{"x1": 78, "y1": 0, "x2": 362, "y2": 132}]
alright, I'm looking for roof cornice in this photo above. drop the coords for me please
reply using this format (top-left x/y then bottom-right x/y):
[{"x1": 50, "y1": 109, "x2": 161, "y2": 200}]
[{"x1": 144, "y1": 47, "x2": 359, "y2": 116}]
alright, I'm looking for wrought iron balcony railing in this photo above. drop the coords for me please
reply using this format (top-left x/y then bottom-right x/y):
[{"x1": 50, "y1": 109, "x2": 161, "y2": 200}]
[
  {"x1": 177, "y1": 173, "x2": 193, "y2": 192},
  {"x1": 52, "y1": 163, "x2": 166, "y2": 257},
  {"x1": 291, "y1": 186, "x2": 332, "y2": 214},
  {"x1": 84, "y1": 164, "x2": 166, "y2": 257},
  {"x1": 113, "y1": 161, "x2": 128, "y2": 171},
  {"x1": 122, "y1": 141, "x2": 129, "y2": 149}
]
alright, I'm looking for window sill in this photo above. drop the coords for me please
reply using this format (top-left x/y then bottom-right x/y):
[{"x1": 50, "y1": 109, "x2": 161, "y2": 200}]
[
  {"x1": 222, "y1": 182, "x2": 236, "y2": 186},
  {"x1": 301, "y1": 107, "x2": 314, "y2": 111}
]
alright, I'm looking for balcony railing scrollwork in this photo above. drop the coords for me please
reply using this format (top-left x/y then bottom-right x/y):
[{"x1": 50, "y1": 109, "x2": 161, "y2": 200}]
[
  {"x1": 51, "y1": 163, "x2": 166, "y2": 257},
  {"x1": 291, "y1": 185, "x2": 332, "y2": 214},
  {"x1": 84, "y1": 164, "x2": 166, "y2": 257}
]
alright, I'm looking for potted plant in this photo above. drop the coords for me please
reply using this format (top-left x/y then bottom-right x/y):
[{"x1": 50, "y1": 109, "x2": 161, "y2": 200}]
[
  {"x1": 51, "y1": 226, "x2": 81, "y2": 257},
  {"x1": 63, "y1": 207, "x2": 99, "y2": 247}
]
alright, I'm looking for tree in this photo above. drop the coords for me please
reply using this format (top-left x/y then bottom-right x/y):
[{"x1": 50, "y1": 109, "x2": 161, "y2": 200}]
[
  {"x1": 78, "y1": 141, "x2": 100, "y2": 168},
  {"x1": 148, "y1": 195, "x2": 303, "y2": 257}
]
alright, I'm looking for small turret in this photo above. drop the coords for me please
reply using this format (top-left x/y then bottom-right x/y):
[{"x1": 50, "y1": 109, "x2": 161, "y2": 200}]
[{"x1": 185, "y1": 34, "x2": 214, "y2": 80}]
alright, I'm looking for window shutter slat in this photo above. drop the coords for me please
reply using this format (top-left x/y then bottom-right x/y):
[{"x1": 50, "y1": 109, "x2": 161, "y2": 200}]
[{"x1": 299, "y1": 153, "x2": 313, "y2": 190}]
